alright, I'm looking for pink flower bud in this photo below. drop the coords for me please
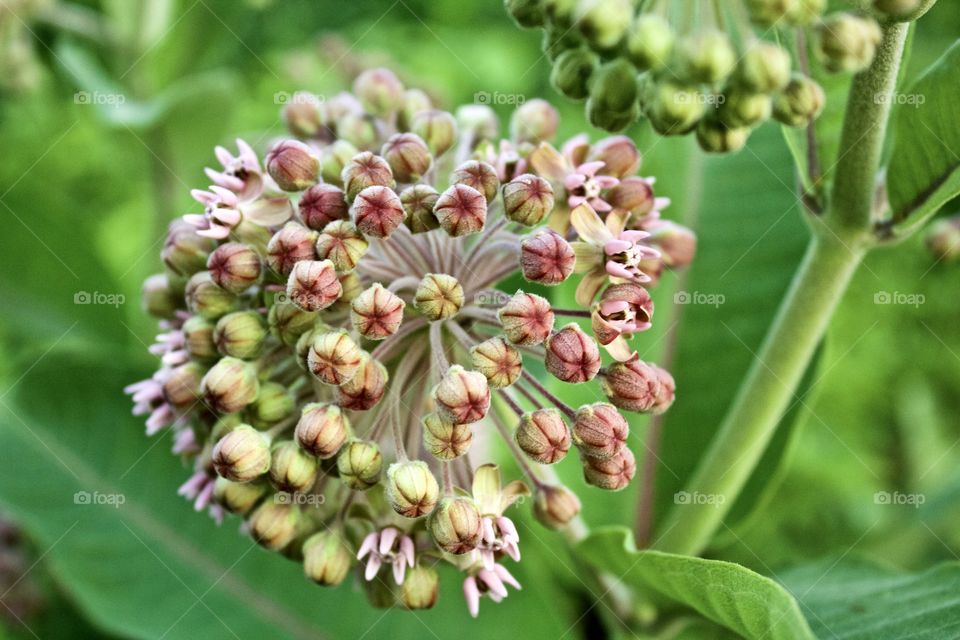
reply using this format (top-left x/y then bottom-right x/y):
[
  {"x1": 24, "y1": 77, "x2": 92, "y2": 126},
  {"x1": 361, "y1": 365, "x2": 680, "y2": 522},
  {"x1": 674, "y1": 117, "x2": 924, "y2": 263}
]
[
  {"x1": 314, "y1": 220, "x2": 369, "y2": 273},
  {"x1": 498, "y1": 291, "x2": 555, "y2": 346},
  {"x1": 434, "y1": 183, "x2": 487, "y2": 237},
  {"x1": 353, "y1": 67, "x2": 405, "y2": 116},
  {"x1": 298, "y1": 183, "x2": 348, "y2": 230},
  {"x1": 452, "y1": 160, "x2": 500, "y2": 202},
  {"x1": 266, "y1": 139, "x2": 320, "y2": 191},
  {"x1": 470, "y1": 336, "x2": 522, "y2": 388},
  {"x1": 520, "y1": 230, "x2": 575, "y2": 285},
  {"x1": 650, "y1": 365, "x2": 676, "y2": 415},
  {"x1": 267, "y1": 222, "x2": 317, "y2": 277},
  {"x1": 248, "y1": 502, "x2": 301, "y2": 551},
  {"x1": 433, "y1": 365, "x2": 491, "y2": 425},
  {"x1": 583, "y1": 447, "x2": 636, "y2": 491},
  {"x1": 589, "y1": 135, "x2": 641, "y2": 178},
  {"x1": 516, "y1": 409, "x2": 571, "y2": 464},
  {"x1": 202, "y1": 356, "x2": 260, "y2": 414},
  {"x1": 342, "y1": 151, "x2": 395, "y2": 201},
  {"x1": 212, "y1": 424, "x2": 271, "y2": 482},
  {"x1": 608, "y1": 177, "x2": 655, "y2": 216},
  {"x1": 592, "y1": 283, "x2": 653, "y2": 345},
  {"x1": 286, "y1": 259, "x2": 342, "y2": 311},
  {"x1": 502, "y1": 174, "x2": 554, "y2": 226},
  {"x1": 162, "y1": 219, "x2": 215, "y2": 276},
  {"x1": 510, "y1": 98, "x2": 559, "y2": 144},
  {"x1": 428, "y1": 497, "x2": 482, "y2": 554},
  {"x1": 307, "y1": 330, "x2": 363, "y2": 385},
  {"x1": 337, "y1": 353, "x2": 388, "y2": 411},
  {"x1": 533, "y1": 485, "x2": 582, "y2": 529},
  {"x1": 295, "y1": 403, "x2": 350, "y2": 459},
  {"x1": 269, "y1": 440, "x2": 318, "y2": 493},
  {"x1": 351, "y1": 185, "x2": 406, "y2": 238},
  {"x1": 282, "y1": 91, "x2": 326, "y2": 138},
  {"x1": 207, "y1": 242, "x2": 262, "y2": 294},
  {"x1": 545, "y1": 323, "x2": 601, "y2": 383},
  {"x1": 647, "y1": 220, "x2": 697, "y2": 269},
  {"x1": 162, "y1": 362, "x2": 204, "y2": 408},
  {"x1": 351, "y1": 283, "x2": 405, "y2": 340},
  {"x1": 381, "y1": 132, "x2": 432, "y2": 182},
  {"x1": 602, "y1": 356, "x2": 662, "y2": 412},
  {"x1": 572, "y1": 402, "x2": 628, "y2": 459},
  {"x1": 422, "y1": 413, "x2": 473, "y2": 460}
]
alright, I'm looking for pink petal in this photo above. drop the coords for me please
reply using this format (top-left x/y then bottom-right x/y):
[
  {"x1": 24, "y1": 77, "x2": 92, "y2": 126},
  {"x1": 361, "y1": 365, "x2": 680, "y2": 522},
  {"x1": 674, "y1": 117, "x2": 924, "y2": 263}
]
[
  {"x1": 215, "y1": 146, "x2": 234, "y2": 167},
  {"x1": 605, "y1": 261, "x2": 634, "y2": 280},
  {"x1": 590, "y1": 197, "x2": 613, "y2": 213},
  {"x1": 481, "y1": 549, "x2": 495, "y2": 571},
  {"x1": 563, "y1": 173, "x2": 586, "y2": 191},
  {"x1": 567, "y1": 194, "x2": 587, "y2": 209},
  {"x1": 604, "y1": 239, "x2": 632, "y2": 255},
  {"x1": 364, "y1": 555, "x2": 382, "y2": 581},
  {"x1": 619, "y1": 230, "x2": 650, "y2": 243},
  {"x1": 191, "y1": 189, "x2": 216, "y2": 205},
  {"x1": 195, "y1": 481, "x2": 215, "y2": 510},
  {"x1": 600, "y1": 300, "x2": 630, "y2": 316},
  {"x1": 577, "y1": 161, "x2": 605, "y2": 177},
  {"x1": 392, "y1": 558, "x2": 406, "y2": 585},
  {"x1": 494, "y1": 564, "x2": 522, "y2": 590},
  {"x1": 496, "y1": 517, "x2": 519, "y2": 543},
  {"x1": 379, "y1": 527, "x2": 398, "y2": 555},
  {"x1": 197, "y1": 225, "x2": 231, "y2": 240},
  {"x1": 478, "y1": 569, "x2": 508, "y2": 598},
  {"x1": 400, "y1": 536, "x2": 415, "y2": 568},
  {"x1": 357, "y1": 532, "x2": 378, "y2": 560},
  {"x1": 481, "y1": 518, "x2": 496, "y2": 545},
  {"x1": 464, "y1": 577, "x2": 481, "y2": 618}
]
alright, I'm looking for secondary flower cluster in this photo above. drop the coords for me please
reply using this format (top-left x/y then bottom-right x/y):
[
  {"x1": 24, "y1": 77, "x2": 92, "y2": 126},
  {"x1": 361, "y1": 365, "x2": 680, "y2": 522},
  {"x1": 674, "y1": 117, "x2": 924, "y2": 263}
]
[
  {"x1": 126, "y1": 68, "x2": 694, "y2": 615},
  {"x1": 506, "y1": 0, "x2": 889, "y2": 152}
]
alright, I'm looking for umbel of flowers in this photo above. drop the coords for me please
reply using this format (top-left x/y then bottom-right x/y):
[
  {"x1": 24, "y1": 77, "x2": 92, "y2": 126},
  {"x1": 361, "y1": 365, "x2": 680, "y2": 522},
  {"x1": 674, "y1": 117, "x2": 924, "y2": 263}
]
[
  {"x1": 505, "y1": 0, "x2": 893, "y2": 152},
  {"x1": 126, "y1": 68, "x2": 695, "y2": 615}
]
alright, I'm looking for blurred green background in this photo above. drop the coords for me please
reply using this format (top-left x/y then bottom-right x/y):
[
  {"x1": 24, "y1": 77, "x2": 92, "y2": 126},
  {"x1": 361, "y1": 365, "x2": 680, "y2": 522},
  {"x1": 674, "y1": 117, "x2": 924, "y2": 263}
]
[{"x1": 0, "y1": 1, "x2": 959, "y2": 638}]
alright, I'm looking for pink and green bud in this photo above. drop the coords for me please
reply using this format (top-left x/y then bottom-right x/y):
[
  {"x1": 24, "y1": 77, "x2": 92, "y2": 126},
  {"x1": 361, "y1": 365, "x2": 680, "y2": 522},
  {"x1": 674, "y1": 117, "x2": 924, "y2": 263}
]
[
  {"x1": 267, "y1": 302, "x2": 317, "y2": 346},
  {"x1": 516, "y1": 409, "x2": 571, "y2": 464},
  {"x1": 286, "y1": 259, "x2": 342, "y2": 311},
  {"x1": 545, "y1": 323, "x2": 601, "y2": 383},
  {"x1": 214, "y1": 310, "x2": 267, "y2": 359},
  {"x1": 307, "y1": 330, "x2": 363, "y2": 385},
  {"x1": 386, "y1": 460, "x2": 440, "y2": 518},
  {"x1": 589, "y1": 135, "x2": 641, "y2": 179},
  {"x1": 299, "y1": 183, "x2": 349, "y2": 231},
  {"x1": 433, "y1": 365, "x2": 491, "y2": 425},
  {"x1": 162, "y1": 362, "x2": 204, "y2": 408},
  {"x1": 336, "y1": 439, "x2": 383, "y2": 490},
  {"x1": 381, "y1": 133, "x2": 432, "y2": 183},
  {"x1": 186, "y1": 271, "x2": 238, "y2": 319},
  {"x1": 282, "y1": 92, "x2": 326, "y2": 138},
  {"x1": 266, "y1": 139, "x2": 320, "y2": 191},
  {"x1": 608, "y1": 177, "x2": 654, "y2": 216},
  {"x1": 582, "y1": 447, "x2": 636, "y2": 491},
  {"x1": 352, "y1": 185, "x2": 406, "y2": 238},
  {"x1": 351, "y1": 283, "x2": 405, "y2": 340},
  {"x1": 353, "y1": 67, "x2": 405, "y2": 116},
  {"x1": 269, "y1": 440, "x2": 319, "y2": 493},
  {"x1": 533, "y1": 484, "x2": 582, "y2": 529},
  {"x1": 212, "y1": 424, "x2": 271, "y2": 482},
  {"x1": 315, "y1": 220, "x2": 369, "y2": 272},
  {"x1": 320, "y1": 140, "x2": 359, "y2": 186},
  {"x1": 572, "y1": 402, "x2": 628, "y2": 459},
  {"x1": 213, "y1": 477, "x2": 267, "y2": 515},
  {"x1": 267, "y1": 222, "x2": 317, "y2": 277},
  {"x1": 510, "y1": 98, "x2": 559, "y2": 144},
  {"x1": 470, "y1": 337, "x2": 522, "y2": 388},
  {"x1": 602, "y1": 356, "x2": 663, "y2": 412},
  {"x1": 202, "y1": 356, "x2": 260, "y2": 414},
  {"x1": 162, "y1": 219, "x2": 215, "y2": 276},
  {"x1": 249, "y1": 381, "x2": 295, "y2": 426},
  {"x1": 342, "y1": 151, "x2": 396, "y2": 201},
  {"x1": 207, "y1": 242, "x2": 261, "y2": 294},
  {"x1": 428, "y1": 496, "x2": 482, "y2": 554},
  {"x1": 337, "y1": 353, "x2": 388, "y2": 411},
  {"x1": 410, "y1": 110, "x2": 457, "y2": 157},
  {"x1": 502, "y1": 173, "x2": 554, "y2": 226},
  {"x1": 248, "y1": 502, "x2": 301, "y2": 550},
  {"x1": 295, "y1": 403, "x2": 350, "y2": 459},
  {"x1": 141, "y1": 273, "x2": 181, "y2": 319},
  {"x1": 498, "y1": 291, "x2": 555, "y2": 346},
  {"x1": 435, "y1": 183, "x2": 488, "y2": 237},
  {"x1": 182, "y1": 315, "x2": 217, "y2": 359},
  {"x1": 414, "y1": 273, "x2": 464, "y2": 321},
  {"x1": 422, "y1": 413, "x2": 473, "y2": 460},
  {"x1": 303, "y1": 531, "x2": 353, "y2": 586},
  {"x1": 400, "y1": 184, "x2": 441, "y2": 233},
  {"x1": 521, "y1": 230, "x2": 575, "y2": 285},
  {"x1": 592, "y1": 283, "x2": 653, "y2": 346}
]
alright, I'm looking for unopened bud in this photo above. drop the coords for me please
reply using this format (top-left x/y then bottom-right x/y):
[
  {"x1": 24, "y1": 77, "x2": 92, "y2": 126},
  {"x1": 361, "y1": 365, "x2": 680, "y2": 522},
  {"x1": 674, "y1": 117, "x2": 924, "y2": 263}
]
[
  {"x1": 422, "y1": 413, "x2": 473, "y2": 460},
  {"x1": 788, "y1": 0, "x2": 826, "y2": 24},
  {"x1": 455, "y1": 104, "x2": 500, "y2": 143},
  {"x1": 299, "y1": 184, "x2": 348, "y2": 231},
  {"x1": 626, "y1": 13, "x2": 675, "y2": 71},
  {"x1": 267, "y1": 300, "x2": 317, "y2": 346},
  {"x1": 414, "y1": 273, "x2": 464, "y2": 321},
  {"x1": 163, "y1": 220, "x2": 215, "y2": 276},
  {"x1": 587, "y1": 97, "x2": 639, "y2": 133},
  {"x1": 182, "y1": 315, "x2": 217, "y2": 359},
  {"x1": 303, "y1": 531, "x2": 353, "y2": 586},
  {"x1": 470, "y1": 337, "x2": 522, "y2": 388},
  {"x1": 398, "y1": 88, "x2": 432, "y2": 130},
  {"x1": 873, "y1": 0, "x2": 923, "y2": 21},
  {"x1": 400, "y1": 184, "x2": 441, "y2": 233},
  {"x1": 718, "y1": 91, "x2": 772, "y2": 129},
  {"x1": 502, "y1": 174, "x2": 554, "y2": 226},
  {"x1": 533, "y1": 485, "x2": 581, "y2": 529},
  {"x1": 142, "y1": 273, "x2": 181, "y2": 319},
  {"x1": 736, "y1": 42, "x2": 792, "y2": 93},
  {"x1": 510, "y1": 99, "x2": 559, "y2": 144},
  {"x1": 381, "y1": 133, "x2": 432, "y2": 183},
  {"x1": 267, "y1": 222, "x2": 317, "y2": 277},
  {"x1": 645, "y1": 81, "x2": 707, "y2": 135},
  {"x1": 314, "y1": 220, "x2": 369, "y2": 273},
  {"x1": 202, "y1": 357, "x2": 260, "y2": 414},
  {"x1": 772, "y1": 74, "x2": 825, "y2": 127},
  {"x1": 307, "y1": 330, "x2": 363, "y2": 385},
  {"x1": 214, "y1": 310, "x2": 267, "y2": 359},
  {"x1": 249, "y1": 381, "x2": 295, "y2": 426},
  {"x1": 746, "y1": 0, "x2": 796, "y2": 26},
  {"x1": 433, "y1": 365, "x2": 491, "y2": 425},
  {"x1": 387, "y1": 460, "x2": 440, "y2": 518},
  {"x1": 352, "y1": 185, "x2": 406, "y2": 238},
  {"x1": 674, "y1": 29, "x2": 736, "y2": 85},
  {"x1": 212, "y1": 424, "x2": 271, "y2": 482},
  {"x1": 925, "y1": 217, "x2": 960, "y2": 262},
  {"x1": 516, "y1": 409, "x2": 571, "y2": 464},
  {"x1": 572, "y1": 402, "x2": 628, "y2": 459},
  {"x1": 401, "y1": 565, "x2": 440, "y2": 609},
  {"x1": 186, "y1": 271, "x2": 238, "y2": 319},
  {"x1": 608, "y1": 177, "x2": 654, "y2": 216},
  {"x1": 334, "y1": 271, "x2": 364, "y2": 310},
  {"x1": 342, "y1": 151, "x2": 396, "y2": 201},
  {"x1": 498, "y1": 291, "x2": 555, "y2": 345},
  {"x1": 650, "y1": 365, "x2": 676, "y2": 415},
  {"x1": 576, "y1": 0, "x2": 632, "y2": 50},
  {"x1": 283, "y1": 92, "x2": 326, "y2": 138},
  {"x1": 337, "y1": 112, "x2": 378, "y2": 150},
  {"x1": 816, "y1": 13, "x2": 883, "y2": 74},
  {"x1": 453, "y1": 160, "x2": 500, "y2": 203},
  {"x1": 213, "y1": 477, "x2": 267, "y2": 515},
  {"x1": 506, "y1": 0, "x2": 547, "y2": 28},
  {"x1": 602, "y1": 356, "x2": 662, "y2": 412},
  {"x1": 351, "y1": 283, "x2": 405, "y2": 340},
  {"x1": 410, "y1": 110, "x2": 457, "y2": 157},
  {"x1": 207, "y1": 242, "x2": 261, "y2": 294},
  {"x1": 428, "y1": 496, "x2": 481, "y2": 554},
  {"x1": 266, "y1": 139, "x2": 320, "y2": 191},
  {"x1": 582, "y1": 447, "x2": 636, "y2": 490},
  {"x1": 435, "y1": 183, "x2": 488, "y2": 237},
  {"x1": 588, "y1": 60, "x2": 639, "y2": 122},
  {"x1": 545, "y1": 323, "x2": 601, "y2": 383},
  {"x1": 338, "y1": 353, "x2": 388, "y2": 411},
  {"x1": 550, "y1": 47, "x2": 598, "y2": 100},
  {"x1": 295, "y1": 403, "x2": 350, "y2": 460},
  {"x1": 287, "y1": 259, "x2": 342, "y2": 311},
  {"x1": 353, "y1": 68, "x2": 405, "y2": 116},
  {"x1": 696, "y1": 118, "x2": 751, "y2": 154},
  {"x1": 589, "y1": 135, "x2": 641, "y2": 179},
  {"x1": 162, "y1": 362, "x2": 204, "y2": 408},
  {"x1": 320, "y1": 140, "x2": 359, "y2": 186},
  {"x1": 336, "y1": 439, "x2": 383, "y2": 490},
  {"x1": 248, "y1": 502, "x2": 300, "y2": 550},
  {"x1": 268, "y1": 440, "x2": 318, "y2": 493},
  {"x1": 647, "y1": 220, "x2": 697, "y2": 268},
  {"x1": 521, "y1": 230, "x2": 575, "y2": 285}
]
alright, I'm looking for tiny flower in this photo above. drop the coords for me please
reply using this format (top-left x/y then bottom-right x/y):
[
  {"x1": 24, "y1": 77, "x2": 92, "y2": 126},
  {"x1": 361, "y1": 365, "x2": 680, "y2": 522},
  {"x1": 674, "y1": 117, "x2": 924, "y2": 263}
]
[
  {"x1": 213, "y1": 477, "x2": 267, "y2": 515},
  {"x1": 470, "y1": 337, "x2": 522, "y2": 388},
  {"x1": 337, "y1": 353, "x2": 388, "y2": 411},
  {"x1": 353, "y1": 67, "x2": 405, "y2": 116},
  {"x1": 650, "y1": 365, "x2": 676, "y2": 415},
  {"x1": 414, "y1": 273, "x2": 464, "y2": 321},
  {"x1": 509, "y1": 98, "x2": 559, "y2": 144},
  {"x1": 307, "y1": 330, "x2": 363, "y2": 385},
  {"x1": 269, "y1": 440, "x2": 319, "y2": 493},
  {"x1": 520, "y1": 230, "x2": 575, "y2": 285},
  {"x1": 434, "y1": 184, "x2": 487, "y2": 236},
  {"x1": 434, "y1": 365, "x2": 491, "y2": 425},
  {"x1": 207, "y1": 242, "x2": 262, "y2": 294},
  {"x1": 532, "y1": 138, "x2": 620, "y2": 213},
  {"x1": 248, "y1": 381, "x2": 295, "y2": 426},
  {"x1": 452, "y1": 160, "x2": 500, "y2": 203},
  {"x1": 265, "y1": 139, "x2": 320, "y2": 191},
  {"x1": 351, "y1": 283, "x2": 405, "y2": 340},
  {"x1": 381, "y1": 132, "x2": 432, "y2": 182},
  {"x1": 248, "y1": 502, "x2": 301, "y2": 550},
  {"x1": 400, "y1": 184, "x2": 441, "y2": 233},
  {"x1": 422, "y1": 413, "x2": 473, "y2": 460},
  {"x1": 502, "y1": 173, "x2": 554, "y2": 226},
  {"x1": 205, "y1": 138, "x2": 263, "y2": 202},
  {"x1": 357, "y1": 527, "x2": 415, "y2": 585},
  {"x1": 498, "y1": 291, "x2": 555, "y2": 346},
  {"x1": 591, "y1": 283, "x2": 654, "y2": 360},
  {"x1": 582, "y1": 447, "x2": 636, "y2": 491},
  {"x1": 602, "y1": 356, "x2": 663, "y2": 413},
  {"x1": 184, "y1": 186, "x2": 242, "y2": 239},
  {"x1": 410, "y1": 109, "x2": 457, "y2": 157},
  {"x1": 336, "y1": 439, "x2": 383, "y2": 490},
  {"x1": 386, "y1": 460, "x2": 440, "y2": 518},
  {"x1": 211, "y1": 424, "x2": 271, "y2": 482},
  {"x1": 428, "y1": 496, "x2": 482, "y2": 554},
  {"x1": 342, "y1": 151, "x2": 395, "y2": 200},
  {"x1": 213, "y1": 310, "x2": 267, "y2": 360},
  {"x1": 572, "y1": 402, "x2": 628, "y2": 459},
  {"x1": 533, "y1": 485, "x2": 582, "y2": 530},
  {"x1": 286, "y1": 259, "x2": 342, "y2": 311},
  {"x1": 201, "y1": 356, "x2": 260, "y2": 414},
  {"x1": 303, "y1": 531, "x2": 353, "y2": 586},
  {"x1": 471, "y1": 464, "x2": 527, "y2": 569},
  {"x1": 463, "y1": 564, "x2": 522, "y2": 618},
  {"x1": 401, "y1": 565, "x2": 440, "y2": 610},
  {"x1": 186, "y1": 271, "x2": 238, "y2": 319},
  {"x1": 162, "y1": 219, "x2": 216, "y2": 276},
  {"x1": 315, "y1": 220, "x2": 369, "y2": 272},
  {"x1": 545, "y1": 323, "x2": 601, "y2": 383},
  {"x1": 351, "y1": 185, "x2": 406, "y2": 238},
  {"x1": 515, "y1": 409, "x2": 571, "y2": 464},
  {"x1": 298, "y1": 183, "x2": 349, "y2": 230},
  {"x1": 295, "y1": 403, "x2": 351, "y2": 459},
  {"x1": 266, "y1": 222, "x2": 317, "y2": 277}
]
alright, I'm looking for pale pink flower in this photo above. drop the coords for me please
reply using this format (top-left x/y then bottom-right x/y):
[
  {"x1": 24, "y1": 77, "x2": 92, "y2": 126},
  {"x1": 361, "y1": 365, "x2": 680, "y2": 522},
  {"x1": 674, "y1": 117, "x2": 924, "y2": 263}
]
[
  {"x1": 357, "y1": 527, "x2": 415, "y2": 585},
  {"x1": 463, "y1": 564, "x2": 522, "y2": 618}
]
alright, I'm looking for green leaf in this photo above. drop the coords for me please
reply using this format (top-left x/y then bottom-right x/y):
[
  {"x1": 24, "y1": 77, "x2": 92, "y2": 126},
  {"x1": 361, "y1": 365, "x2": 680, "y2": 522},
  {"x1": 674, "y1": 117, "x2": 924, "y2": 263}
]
[
  {"x1": 782, "y1": 558, "x2": 960, "y2": 639},
  {"x1": 888, "y1": 40, "x2": 960, "y2": 225},
  {"x1": 578, "y1": 527, "x2": 816, "y2": 640}
]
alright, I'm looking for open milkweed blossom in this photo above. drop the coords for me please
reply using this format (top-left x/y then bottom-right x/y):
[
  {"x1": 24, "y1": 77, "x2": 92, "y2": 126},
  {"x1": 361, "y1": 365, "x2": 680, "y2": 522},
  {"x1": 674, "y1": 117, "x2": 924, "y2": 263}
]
[{"x1": 126, "y1": 67, "x2": 695, "y2": 615}]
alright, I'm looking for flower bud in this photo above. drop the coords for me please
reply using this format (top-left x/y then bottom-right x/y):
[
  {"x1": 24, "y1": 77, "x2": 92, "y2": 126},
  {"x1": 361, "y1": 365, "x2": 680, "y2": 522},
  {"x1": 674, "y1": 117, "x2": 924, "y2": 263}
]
[
  {"x1": 299, "y1": 183, "x2": 349, "y2": 230},
  {"x1": 588, "y1": 59, "x2": 639, "y2": 121},
  {"x1": 550, "y1": 47, "x2": 598, "y2": 100},
  {"x1": 214, "y1": 310, "x2": 267, "y2": 359},
  {"x1": 608, "y1": 177, "x2": 654, "y2": 216},
  {"x1": 202, "y1": 357, "x2": 260, "y2": 414},
  {"x1": 452, "y1": 160, "x2": 500, "y2": 203},
  {"x1": 351, "y1": 283, "x2": 405, "y2": 340},
  {"x1": 381, "y1": 133, "x2": 432, "y2": 183},
  {"x1": 269, "y1": 440, "x2": 319, "y2": 493},
  {"x1": 455, "y1": 104, "x2": 500, "y2": 143},
  {"x1": 736, "y1": 42, "x2": 792, "y2": 93},
  {"x1": 337, "y1": 112, "x2": 379, "y2": 150},
  {"x1": 266, "y1": 139, "x2": 320, "y2": 191},
  {"x1": 470, "y1": 337, "x2": 522, "y2": 388},
  {"x1": 545, "y1": 323, "x2": 601, "y2": 383},
  {"x1": 267, "y1": 301, "x2": 317, "y2": 346},
  {"x1": 696, "y1": 118, "x2": 751, "y2": 154},
  {"x1": 773, "y1": 74, "x2": 826, "y2": 127},
  {"x1": 544, "y1": 0, "x2": 577, "y2": 29},
  {"x1": 342, "y1": 151, "x2": 395, "y2": 201},
  {"x1": 516, "y1": 409, "x2": 571, "y2": 464},
  {"x1": 433, "y1": 365, "x2": 491, "y2": 425},
  {"x1": 336, "y1": 439, "x2": 383, "y2": 490},
  {"x1": 674, "y1": 29, "x2": 736, "y2": 85},
  {"x1": 647, "y1": 220, "x2": 696, "y2": 268},
  {"x1": 353, "y1": 68, "x2": 405, "y2": 116},
  {"x1": 186, "y1": 271, "x2": 238, "y2": 319},
  {"x1": 207, "y1": 242, "x2": 261, "y2": 294},
  {"x1": 282, "y1": 92, "x2": 326, "y2": 138},
  {"x1": 588, "y1": 137, "x2": 641, "y2": 180},
  {"x1": 602, "y1": 356, "x2": 662, "y2": 412},
  {"x1": 351, "y1": 185, "x2": 406, "y2": 238},
  {"x1": 212, "y1": 424, "x2": 271, "y2": 482},
  {"x1": 925, "y1": 217, "x2": 960, "y2": 262},
  {"x1": 816, "y1": 13, "x2": 883, "y2": 74},
  {"x1": 163, "y1": 220, "x2": 215, "y2": 276},
  {"x1": 498, "y1": 291, "x2": 555, "y2": 346},
  {"x1": 398, "y1": 88, "x2": 432, "y2": 129},
  {"x1": 650, "y1": 365, "x2": 676, "y2": 415},
  {"x1": 307, "y1": 330, "x2": 363, "y2": 385},
  {"x1": 320, "y1": 140, "x2": 359, "y2": 186},
  {"x1": 428, "y1": 496, "x2": 481, "y2": 554},
  {"x1": 718, "y1": 91, "x2": 772, "y2": 129},
  {"x1": 182, "y1": 315, "x2": 217, "y2": 359},
  {"x1": 286, "y1": 259, "x2": 342, "y2": 311},
  {"x1": 521, "y1": 230, "x2": 575, "y2": 285},
  {"x1": 572, "y1": 402, "x2": 628, "y2": 459},
  {"x1": 314, "y1": 220, "x2": 369, "y2": 273},
  {"x1": 873, "y1": 0, "x2": 924, "y2": 21},
  {"x1": 502, "y1": 173, "x2": 554, "y2": 226},
  {"x1": 295, "y1": 403, "x2": 350, "y2": 459},
  {"x1": 435, "y1": 184, "x2": 488, "y2": 236},
  {"x1": 162, "y1": 362, "x2": 204, "y2": 408},
  {"x1": 400, "y1": 184, "x2": 441, "y2": 233},
  {"x1": 250, "y1": 382, "x2": 295, "y2": 427},
  {"x1": 401, "y1": 565, "x2": 440, "y2": 609},
  {"x1": 506, "y1": 0, "x2": 546, "y2": 28},
  {"x1": 644, "y1": 81, "x2": 706, "y2": 135},
  {"x1": 788, "y1": 0, "x2": 826, "y2": 24},
  {"x1": 386, "y1": 460, "x2": 440, "y2": 518},
  {"x1": 626, "y1": 13, "x2": 675, "y2": 71},
  {"x1": 422, "y1": 413, "x2": 473, "y2": 460},
  {"x1": 338, "y1": 353, "x2": 388, "y2": 411},
  {"x1": 335, "y1": 271, "x2": 363, "y2": 309},
  {"x1": 303, "y1": 531, "x2": 353, "y2": 586},
  {"x1": 582, "y1": 447, "x2": 636, "y2": 491},
  {"x1": 587, "y1": 98, "x2": 639, "y2": 133},
  {"x1": 414, "y1": 273, "x2": 464, "y2": 321},
  {"x1": 266, "y1": 222, "x2": 317, "y2": 277},
  {"x1": 142, "y1": 273, "x2": 181, "y2": 319},
  {"x1": 576, "y1": 0, "x2": 632, "y2": 50},
  {"x1": 410, "y1": 109, "x2": 457, "y2": 157},
  {"x1": 746, "y1": 0, "x2": 796, "y2": 26},
  {"x1": 248, "y1": 502, "x2": 300, "y2": 550},
  {"x1": 213, "y1": 477, "x2": 267, "y2": 515},
  {"x1": 533, "y1": 485, "x2": 582, "y2": 529},
  {"x1": 510, "y1": 99, "x2": 559, "y2": 144}
]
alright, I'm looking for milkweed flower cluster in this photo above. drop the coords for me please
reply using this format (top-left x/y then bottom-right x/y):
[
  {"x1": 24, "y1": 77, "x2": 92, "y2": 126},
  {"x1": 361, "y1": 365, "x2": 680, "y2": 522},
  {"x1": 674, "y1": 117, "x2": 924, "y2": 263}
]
[
  {"x1": 126, "y1": 68, "x2": 694, "y2": 614},
  {"x1": 505, "y1": 0, "x2": 888, "y2": 152}
]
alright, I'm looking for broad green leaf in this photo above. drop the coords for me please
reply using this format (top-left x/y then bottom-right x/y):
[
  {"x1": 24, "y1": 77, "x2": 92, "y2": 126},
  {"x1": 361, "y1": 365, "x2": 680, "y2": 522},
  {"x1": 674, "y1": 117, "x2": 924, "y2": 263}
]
[
  {"x1": 782, "y1": 558, "x2": 960, "y2": 639},
  {"x1": 887, "y1": 40, "x2": 960, "y2": 225},
  {"x1": 578, "y1": 527, "x2": 816, "y2": 640}
]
